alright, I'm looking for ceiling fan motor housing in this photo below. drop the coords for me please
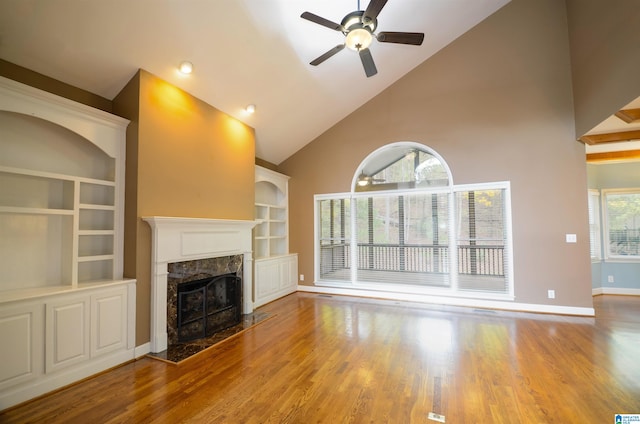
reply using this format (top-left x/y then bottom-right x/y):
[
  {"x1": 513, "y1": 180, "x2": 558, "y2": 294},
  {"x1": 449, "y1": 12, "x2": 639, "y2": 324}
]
[{"x1": 341, "y1": 10, "x2": 377, "y2": 33}]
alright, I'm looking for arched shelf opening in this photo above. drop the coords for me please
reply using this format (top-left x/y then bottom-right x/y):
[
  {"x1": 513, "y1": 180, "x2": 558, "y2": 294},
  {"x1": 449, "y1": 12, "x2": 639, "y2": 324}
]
[{"x1": 0, "y1": 111, "x2": 115, "y2": 181}]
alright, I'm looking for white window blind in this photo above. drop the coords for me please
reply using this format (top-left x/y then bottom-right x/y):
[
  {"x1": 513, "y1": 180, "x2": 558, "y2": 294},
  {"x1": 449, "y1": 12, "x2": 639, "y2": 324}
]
[
  {"x1": 318, "y1": 198, "x2": 351, "y2": 281},
  {"x1": 454, "y1": 188, "x2": 509, "y2": 293},
  {"x1": 353, "y1": 191, "x2": 451, "y2": 287},
  {"x1": 588, "y1": 190, "x2": 601, "y2": 260}
]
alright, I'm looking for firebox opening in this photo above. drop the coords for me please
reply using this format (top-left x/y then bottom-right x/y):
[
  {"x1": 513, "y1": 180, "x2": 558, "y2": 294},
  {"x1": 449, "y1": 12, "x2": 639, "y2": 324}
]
[{"x1": 176, "y1": 273, "x2": 241, "y2": 342}]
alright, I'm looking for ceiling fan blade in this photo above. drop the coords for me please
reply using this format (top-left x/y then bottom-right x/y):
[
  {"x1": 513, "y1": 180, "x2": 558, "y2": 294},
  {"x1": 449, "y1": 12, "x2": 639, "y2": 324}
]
[
  {"x1": 301, "y1": 12, "x2": 342, "y2": 31},
  {"x1": 363, "y1": 0, "x2": 388, "y2": 23},
  {"x1": 310, "y1": 44, "x2": 346, "y2": 66},
  {"x1": 377, "y1": 32, "x2": 425, "y2": 45},
  {"x1": 359, "y1": 48, "x2": 378, "y2": 77}
]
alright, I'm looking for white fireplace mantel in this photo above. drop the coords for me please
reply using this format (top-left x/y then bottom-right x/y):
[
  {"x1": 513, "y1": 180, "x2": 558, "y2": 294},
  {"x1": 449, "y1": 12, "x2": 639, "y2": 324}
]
[{"x1": 143, "y1": 216, "x2": 256, "y2": 353}]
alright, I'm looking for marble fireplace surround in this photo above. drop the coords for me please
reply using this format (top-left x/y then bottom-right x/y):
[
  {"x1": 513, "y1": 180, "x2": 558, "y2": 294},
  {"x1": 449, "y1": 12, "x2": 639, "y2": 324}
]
[{"x1": 144, "y1": 217, "x2": 256, "y2": 353}]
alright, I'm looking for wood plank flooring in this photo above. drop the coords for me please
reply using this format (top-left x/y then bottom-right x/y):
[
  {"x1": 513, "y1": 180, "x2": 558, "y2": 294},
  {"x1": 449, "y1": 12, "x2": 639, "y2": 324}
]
[{"x1": 1, "y1": 293, "x2": 639, "y2": 423}]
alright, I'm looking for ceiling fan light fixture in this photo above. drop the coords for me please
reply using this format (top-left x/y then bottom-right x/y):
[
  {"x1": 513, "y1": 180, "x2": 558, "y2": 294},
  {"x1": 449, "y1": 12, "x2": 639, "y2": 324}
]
[
  {"x1": 357, "y1": 173, "x2": 371, "y2": 186},
  {"x1": 346, "y1": 27, "x2": 373, "y2": 51}
]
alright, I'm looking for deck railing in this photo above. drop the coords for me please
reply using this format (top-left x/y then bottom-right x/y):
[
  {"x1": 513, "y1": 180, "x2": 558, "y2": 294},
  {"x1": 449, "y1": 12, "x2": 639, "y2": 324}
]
[{"x1": 320, "y1": 242, "x2": 504, "y2": 277}]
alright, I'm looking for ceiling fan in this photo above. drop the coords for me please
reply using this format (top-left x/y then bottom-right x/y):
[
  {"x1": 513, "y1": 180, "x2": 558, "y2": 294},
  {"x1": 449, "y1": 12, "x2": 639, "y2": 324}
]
[
  {"x1": 356, "y1": 172, "x2": 385, "y2": 186},
  {"x1": 301, "y1": 0, "x2": 424, "y2": 77}
]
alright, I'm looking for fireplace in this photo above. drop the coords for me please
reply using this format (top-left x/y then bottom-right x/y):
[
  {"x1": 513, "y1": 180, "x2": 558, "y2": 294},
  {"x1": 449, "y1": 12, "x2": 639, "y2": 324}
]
[
  {"x1": 176, "y1": 273, "x2": 241, "y2": 342},
  {"x1": 167, "y1": 254, "x2": 244, "y2": 346},
  {"x1": 144, "y1": 217, "x2": 256, "y2": 353}
]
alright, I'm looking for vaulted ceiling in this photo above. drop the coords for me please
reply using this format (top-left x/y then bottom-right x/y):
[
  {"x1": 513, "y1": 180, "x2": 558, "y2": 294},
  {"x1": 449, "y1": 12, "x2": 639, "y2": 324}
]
[{"x1": 0, "y1": 0, "x2": 511, "y2": 164}]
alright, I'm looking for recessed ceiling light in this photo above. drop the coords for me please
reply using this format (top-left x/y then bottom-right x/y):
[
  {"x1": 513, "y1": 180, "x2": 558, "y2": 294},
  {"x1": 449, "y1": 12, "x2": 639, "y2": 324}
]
[
  {"x1": 245, "y1": 104, "x2": 256, "y2": 114},
  {"x1": 179, "y1": 61, "x2": 193, "y2": 75}
]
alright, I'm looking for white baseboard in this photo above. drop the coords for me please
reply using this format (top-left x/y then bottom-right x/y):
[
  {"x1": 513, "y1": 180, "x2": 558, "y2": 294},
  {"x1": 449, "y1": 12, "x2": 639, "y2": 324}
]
[
  {"x1": 592, "y1": 287, "x2": 640, "y2": 296},
  {"x1": 298, "y1": 285, "x2": 595, "y2": 316},
  {"x1": 0, "y1": 349, "x2": 134, "y2": 411},
  {"x1": 134, "y1": 342, "x2": 151, "y2": 358}
]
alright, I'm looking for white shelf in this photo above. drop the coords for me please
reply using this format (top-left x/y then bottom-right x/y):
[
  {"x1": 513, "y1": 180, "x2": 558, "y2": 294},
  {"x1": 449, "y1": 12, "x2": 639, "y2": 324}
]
[
  {"x1": 0, "y1": 206, "x2": 74, "y2": 215},
  {"x1": 0, "y1": 165, "x2": 115, "y2": 184},
  {"x1": 78, "y1": 230, "x2": 115, "y2": 236},
  {"x1": 79, "y1": 203, "x2": 115, "y2": 210},
  {"x1": 77, "y1": 255, "x2": 115, "y2": 262}
]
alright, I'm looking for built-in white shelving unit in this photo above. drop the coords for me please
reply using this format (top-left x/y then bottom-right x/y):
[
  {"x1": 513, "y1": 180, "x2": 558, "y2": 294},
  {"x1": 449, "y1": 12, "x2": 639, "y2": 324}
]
[
  {"x1": 0, "y1": 76, "x2": 136, "y2": 410},
  {"x1": 253, "y1": 166, "x2": 297, "y2": 307},
  {"x1": 0, "y1": 166, "x2": 120, "y2": 291}
]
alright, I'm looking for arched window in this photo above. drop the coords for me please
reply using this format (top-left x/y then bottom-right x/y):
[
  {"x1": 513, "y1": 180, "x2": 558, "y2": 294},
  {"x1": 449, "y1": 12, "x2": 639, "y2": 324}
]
[
  {"x1": 316, "y1": 142, "x2": 513, "y2": 300},
  {"x1": 352, "y1": 142, "x2": 451, "y2": 191}
]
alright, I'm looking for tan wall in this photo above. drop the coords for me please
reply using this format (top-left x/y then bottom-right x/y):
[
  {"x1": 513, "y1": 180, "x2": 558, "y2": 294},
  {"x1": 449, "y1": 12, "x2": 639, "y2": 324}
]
[
  {"x1": 0, "y1": 59, "x2": 112, "y2": 113},
  {"x1": 279, "y1": 0, "x2": 593, "y2": 309},
  {"x1": 566, "y1": 0, "x2": 640, "y2": 137},
  {"x1": 116, "y1": 70, "x2": 256, "y2": 345}
]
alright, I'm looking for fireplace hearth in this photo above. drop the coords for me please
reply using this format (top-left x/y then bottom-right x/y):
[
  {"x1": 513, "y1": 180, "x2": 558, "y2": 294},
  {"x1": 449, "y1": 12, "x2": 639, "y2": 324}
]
[{"x1": 177, "y1": 273, "x2": 241, "y2": 342}]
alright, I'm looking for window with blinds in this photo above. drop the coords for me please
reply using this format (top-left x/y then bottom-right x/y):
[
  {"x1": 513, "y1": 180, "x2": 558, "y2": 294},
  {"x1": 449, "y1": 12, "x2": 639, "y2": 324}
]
[
  {"x1": 454, "y1": 188, "x2": 510, "y2": 293},
  {"x1": 603, "y1": 189, "x2": 640, "y2": 259},
  {"x1": 588, "y1": 190, "x2": 602, "y2": 261},
  {"x1": 316, "y1": 183, "x2": 512, "y2": 296},
  {"x1": 353, "y1": 190, "x2": 450, "y2": 287},
  {"x1": 318, "y1": 198, "x2": 351, "y2": 281}
]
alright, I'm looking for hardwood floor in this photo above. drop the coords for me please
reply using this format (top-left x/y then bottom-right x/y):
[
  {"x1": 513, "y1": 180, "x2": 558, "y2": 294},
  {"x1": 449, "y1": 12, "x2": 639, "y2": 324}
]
[{"x1": 1, "y1": 293, "x2": 639, "y2": 423}]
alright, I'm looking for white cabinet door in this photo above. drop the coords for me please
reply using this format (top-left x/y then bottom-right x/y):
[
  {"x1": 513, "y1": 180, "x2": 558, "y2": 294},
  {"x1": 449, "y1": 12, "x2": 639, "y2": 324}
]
[
  {"x1": 255, "y1": 259, "x2": 280, "y2": 303},
  {"x1": 45, "y1": 296, "x2": 90, "y2": 373},
  {"x1": 279, "y1": 255, "x2": 298, "y2": 292},
  {"x1": 91, "y1": 286, "x2": 127, "y2": 357},
  {"x1": 254, "y1": 254, "x2": 298, "y2": 308},
  {"x1": 0, "y1": 303, "x2": 43, "y2": 391}
]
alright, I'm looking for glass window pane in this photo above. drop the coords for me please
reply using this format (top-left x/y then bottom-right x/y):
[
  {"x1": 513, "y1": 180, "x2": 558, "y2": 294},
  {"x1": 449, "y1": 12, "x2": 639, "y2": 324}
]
[
  {"x1": 356, "y1": 146, "x2": 450, "y2": 191},
  {"x1": 354, "y1": 193, "x2": 450, "y2": 287},
  {"x1": 318, "y1": 198, "x2": 351, "y2": 281},
  {"x1": 455, "y1": 189, "x2": 508, "y2": 293},
  {"x1": 606, "y1": 192, "x2": 640, "y2": 257}
]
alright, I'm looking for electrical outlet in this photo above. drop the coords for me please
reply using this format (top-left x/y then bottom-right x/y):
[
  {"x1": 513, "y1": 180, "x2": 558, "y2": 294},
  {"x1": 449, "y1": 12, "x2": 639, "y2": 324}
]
[
  {"x1": 608, "y1": 275, "x2": 614, "y2": 283},
  {"x1": 548, "y1": 289, "x2": 555, "y2": 299},
  {"x1": 565, "y1": 234, "x2": 577, "y2": 243},
  {"x1": 428, "y1": 412, "x2": 446, "y2": 423},
  {"x1": 299, "y1": 274, "x2": 304, "y2": 282}
]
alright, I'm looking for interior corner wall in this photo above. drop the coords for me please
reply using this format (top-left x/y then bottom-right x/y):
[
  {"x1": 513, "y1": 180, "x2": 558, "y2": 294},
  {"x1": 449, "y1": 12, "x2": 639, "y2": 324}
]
[
  {"x1": 566, "y1": 0, "x2": 640, "y2": 137},
  {"x1": 279, "y1": 0, "x2": 593, "y2": 309},
  {"x1": 114, "y1": 70, "x2": 256, "y2": 346}
]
